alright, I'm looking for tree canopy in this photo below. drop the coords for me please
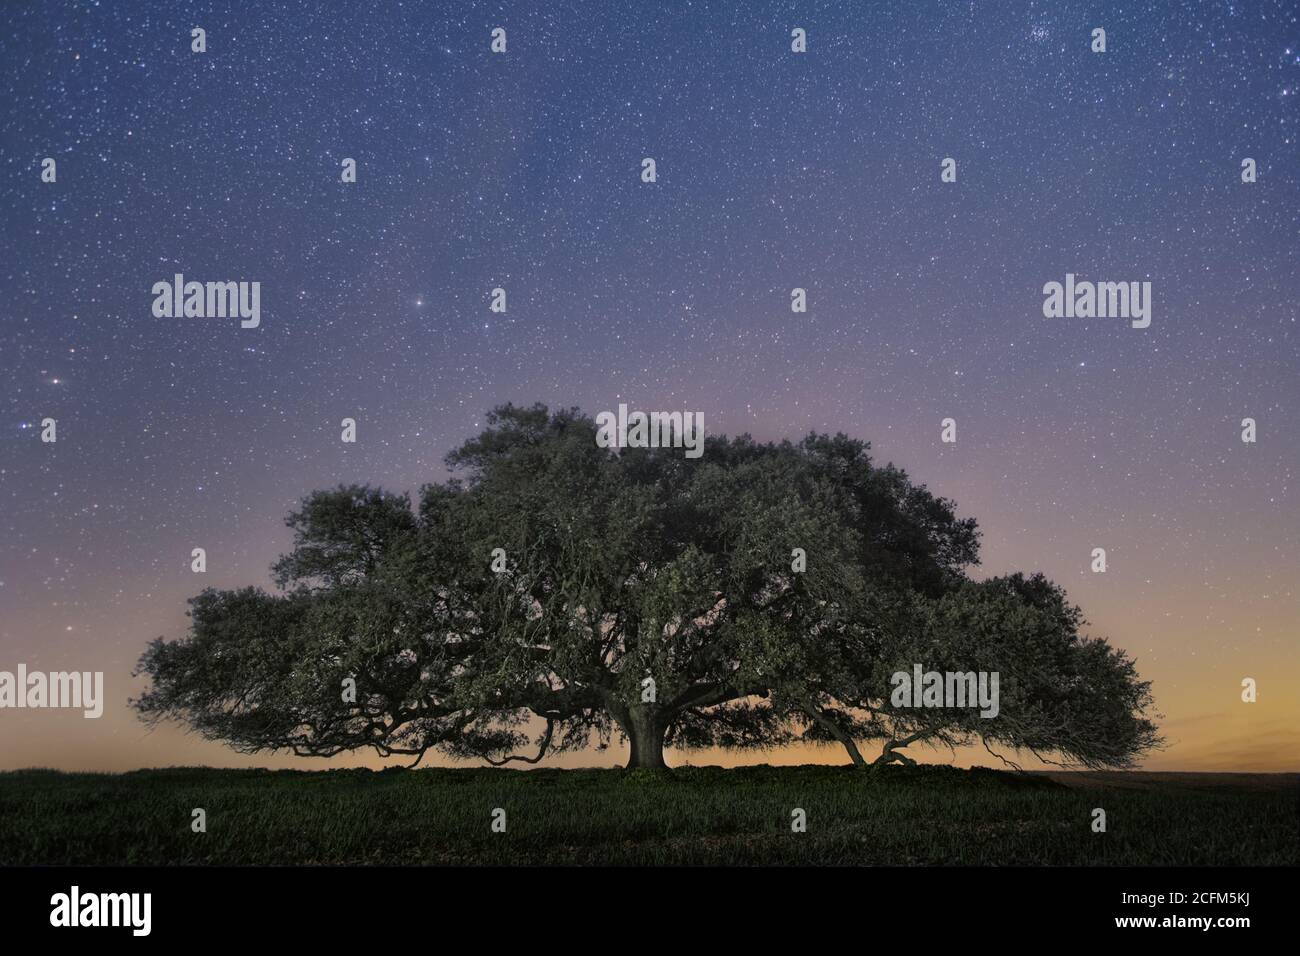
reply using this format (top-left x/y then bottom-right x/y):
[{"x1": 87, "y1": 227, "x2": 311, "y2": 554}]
[{"x1": 134, "y1": 403, "x2": 1161, "y2": 770}]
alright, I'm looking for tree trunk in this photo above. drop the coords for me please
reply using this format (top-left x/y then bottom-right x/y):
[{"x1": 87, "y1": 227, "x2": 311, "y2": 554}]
[
  {"x1": 620, "y1": 705, "x2": 668, "y2": 769},
  {"x1": 801, "y1": 697, "x2": 866, "y2": 767}
]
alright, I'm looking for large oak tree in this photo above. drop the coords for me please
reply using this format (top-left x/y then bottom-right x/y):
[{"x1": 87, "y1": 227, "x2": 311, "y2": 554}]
[{"x1": 134, "y1": 403, "x2": 1161, "y2": 769}]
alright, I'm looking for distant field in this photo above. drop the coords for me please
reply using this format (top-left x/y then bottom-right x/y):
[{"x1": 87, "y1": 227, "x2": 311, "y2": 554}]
[{"x1": 0, "y1": 764, "x2": 1295, "y2": 865}]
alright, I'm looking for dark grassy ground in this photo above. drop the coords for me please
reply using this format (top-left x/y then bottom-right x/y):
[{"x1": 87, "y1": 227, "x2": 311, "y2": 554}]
[{"x1": 0, "y1": 764, "x2": 1294, "y2": 865}]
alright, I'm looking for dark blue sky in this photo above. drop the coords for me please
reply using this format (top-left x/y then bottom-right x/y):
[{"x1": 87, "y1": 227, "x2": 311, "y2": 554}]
[{"x1": 2, "y1": 1, "x2": 1297, "y2": 770}]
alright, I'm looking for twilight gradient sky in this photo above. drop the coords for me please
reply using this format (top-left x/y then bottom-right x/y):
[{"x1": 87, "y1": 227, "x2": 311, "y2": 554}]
[{"x1": 2, "y1": 1, "x2": 1297, "y2": 772}]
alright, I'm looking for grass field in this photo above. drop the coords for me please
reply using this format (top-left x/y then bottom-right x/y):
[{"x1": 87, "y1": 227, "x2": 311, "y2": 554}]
[{"x1": 1, "y1": 764, "x2": 1295, "y2": 866}]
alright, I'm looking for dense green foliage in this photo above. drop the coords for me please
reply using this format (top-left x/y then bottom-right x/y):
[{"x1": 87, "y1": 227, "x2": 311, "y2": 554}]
[{"x1": 134, "y1": 403, "x2": 1161, "y2": 769}]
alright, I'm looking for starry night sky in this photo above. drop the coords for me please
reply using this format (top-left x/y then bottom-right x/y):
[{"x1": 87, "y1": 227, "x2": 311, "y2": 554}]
[{"x1": 2, "y1": 1, "x2": 1297, "y2": 771}]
